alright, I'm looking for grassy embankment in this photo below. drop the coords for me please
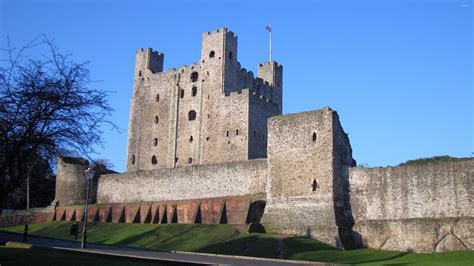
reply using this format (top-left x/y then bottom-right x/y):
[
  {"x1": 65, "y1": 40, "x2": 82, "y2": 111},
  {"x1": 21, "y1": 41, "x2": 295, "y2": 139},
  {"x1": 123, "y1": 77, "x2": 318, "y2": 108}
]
[{"x1": 1, "y1": 221, "x2": 473, "y2": 265}]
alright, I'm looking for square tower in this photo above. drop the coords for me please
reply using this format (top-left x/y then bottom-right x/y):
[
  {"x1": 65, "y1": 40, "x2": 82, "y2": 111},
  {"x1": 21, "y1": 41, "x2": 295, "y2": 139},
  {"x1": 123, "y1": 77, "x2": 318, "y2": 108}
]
[{"x1": 126, "y1": 28, "x2": 282, "y2": 172}]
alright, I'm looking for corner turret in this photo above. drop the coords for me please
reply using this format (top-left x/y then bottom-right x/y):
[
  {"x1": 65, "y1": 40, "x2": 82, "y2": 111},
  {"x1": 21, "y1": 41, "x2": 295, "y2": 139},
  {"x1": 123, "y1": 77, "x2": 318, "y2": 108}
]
[
  {"x1": 135, "y1": 48, "x2": 164, "y2": 78},
  {"x1": 258, "y1": 61, "x2": 283, "y2": 112}
]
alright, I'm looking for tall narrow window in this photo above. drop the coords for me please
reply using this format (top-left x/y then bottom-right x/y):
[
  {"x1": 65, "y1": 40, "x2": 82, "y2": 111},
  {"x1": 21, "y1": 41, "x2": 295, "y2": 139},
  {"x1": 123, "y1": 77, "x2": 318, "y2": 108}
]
[
  {"x1": 228, "y1": 51, "x2": 233, "y2": 60},
  {"x1": 191, "y1": 72, "x2": 199, "y2": 82},
  {"x1": 156, "y1": 94, "x2": 160, "y2": 102},
  {"x1": 188, "y1": 158, "x2": 193, "y2": 164},
  {"x1": 209, "y1": 51, "x2": 215, "y2": 58},
  {"x1": 180, "y1": 89, "x2": 184, "y2": 99},
  {"x1": 189, "y1": 136, "x2": 193, "y2": 142},
  {"x1": 138, "y1": 70, "x2": 142, "y2": 77},
  {"x1": 154, "y1": 116, "x2": 159, "y2": 124},
  {"x1": 151, "y1": 155, "x2": 158, "y2": 165},
  {"x1": 312, "y1": 179, "x2": 317, "y2": 192},
  {"x1": 153, "y1": 138, "x2": 158, "y2": 146},
  {"x1": 236, "y1": 129, "x2": 239, "y2": 135},
  {"x1": 312, "y1": 132, "x2": 317, "y2": 142},
  {"x1": 226, "y1": 131, "x2": 229, "y2": 137},
  {"x1": 192, "y1": 86, "x2": 197, "y2": 96},
  {"x1": 188, "y1": 110, "x2": 196, "y2": 121},
  {"x1": 131, "y1": 155, "x2": 135, "y2": 165}
]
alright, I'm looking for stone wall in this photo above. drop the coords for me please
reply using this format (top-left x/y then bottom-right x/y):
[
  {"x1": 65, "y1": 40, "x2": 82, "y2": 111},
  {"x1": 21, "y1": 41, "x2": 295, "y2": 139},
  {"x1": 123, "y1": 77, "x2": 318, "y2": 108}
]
[
  {"x1": 97, "y1": 159, "x2": 267, "y2": 204},
  {"x1": 55, "y1": 156, "x2": 96, "y2": 206},
  {"x1": 0, "y1": 207, "x2": 54, "y2": 227},
  {"x1": 350, "y1": 158, "x2": 473, "y2": 252},
  {"x1": 354, "y1": 218, "x2": 473, "y2": 253},
  {"x1": 261, "y1": 108, "x2": 355, "y2": 248},
  {"x1": 248, "y1": 91, "x2": 279, "y2": 159}
]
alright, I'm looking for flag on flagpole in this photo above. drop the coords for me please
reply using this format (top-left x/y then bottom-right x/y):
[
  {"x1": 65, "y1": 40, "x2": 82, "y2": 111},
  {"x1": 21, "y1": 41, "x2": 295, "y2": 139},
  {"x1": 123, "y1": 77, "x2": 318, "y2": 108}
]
[{"x1": 265, "y1": 25, "x2": 272, "y2": 32}]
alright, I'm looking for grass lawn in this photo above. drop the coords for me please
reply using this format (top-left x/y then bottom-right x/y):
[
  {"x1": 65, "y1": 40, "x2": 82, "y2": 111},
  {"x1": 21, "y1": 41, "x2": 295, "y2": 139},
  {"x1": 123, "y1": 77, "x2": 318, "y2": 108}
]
[
  {"x1": 0, "y1": 242, "x2": 166, "y2": 266},
  {"x1": 2, "y1": 221, "x2": 473, "y2": 265}
]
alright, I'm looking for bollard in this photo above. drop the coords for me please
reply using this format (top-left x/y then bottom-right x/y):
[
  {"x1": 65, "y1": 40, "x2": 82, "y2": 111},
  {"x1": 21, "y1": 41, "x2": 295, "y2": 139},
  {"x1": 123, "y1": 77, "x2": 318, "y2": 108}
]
[{"x1": 22, "y1": 224, "x2": 28, "y2": 243}]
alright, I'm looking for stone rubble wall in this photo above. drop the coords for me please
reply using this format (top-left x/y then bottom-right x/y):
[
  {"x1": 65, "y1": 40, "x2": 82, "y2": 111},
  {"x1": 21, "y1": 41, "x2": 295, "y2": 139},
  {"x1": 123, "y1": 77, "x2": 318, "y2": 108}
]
[
  {"x1": 349, "y1": 158, "x2": 473, "y2": 252},
  {"x1": 354, "y1": 217, "x2": 473, "y2": 253},
  {"x1": 261, "y1": 108, "x2": 346, "y2": 247},
  {"x1": 97, "y1": 159, "x2": 267, "y2": 204},
  {"x1": 0, "y1": 207, "x2": 54, "y2": 227}
]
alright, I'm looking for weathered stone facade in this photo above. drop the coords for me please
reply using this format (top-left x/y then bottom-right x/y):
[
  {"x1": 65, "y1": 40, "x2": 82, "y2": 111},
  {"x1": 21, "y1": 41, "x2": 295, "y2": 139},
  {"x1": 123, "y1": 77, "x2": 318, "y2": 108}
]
[
  {"x1": 350, "y1": 159, "x2": 473, "y2": 252},
  {"x1": 126, "y1": 28, "x2": 282, "y2": 172},
  {"x1": 97, "y1": 159, "x2": 267, "y2": 203},
  {"x1": 43, "y1": 28, "x2": 473, "y2": 253},
  {"x1": 261, "y1": 108, "x2": 355, "y2": 248},
  {"x1": 55, "y1": 156, "x2": 97, "y2": 206}
]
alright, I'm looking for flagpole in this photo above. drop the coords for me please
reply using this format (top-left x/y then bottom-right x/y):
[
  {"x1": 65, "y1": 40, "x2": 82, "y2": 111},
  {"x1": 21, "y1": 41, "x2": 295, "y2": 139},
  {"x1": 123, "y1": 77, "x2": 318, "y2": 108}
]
[{"x1": 269, "y1": 26, "x2": 272, "y2": 62}]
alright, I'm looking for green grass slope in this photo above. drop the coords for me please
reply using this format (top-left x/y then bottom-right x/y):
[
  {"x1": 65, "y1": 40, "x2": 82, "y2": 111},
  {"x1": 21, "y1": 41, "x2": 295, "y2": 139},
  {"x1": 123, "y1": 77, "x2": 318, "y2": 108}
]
[{"x1": 2, "y1": 222, "x2": 473, "y2": 265}]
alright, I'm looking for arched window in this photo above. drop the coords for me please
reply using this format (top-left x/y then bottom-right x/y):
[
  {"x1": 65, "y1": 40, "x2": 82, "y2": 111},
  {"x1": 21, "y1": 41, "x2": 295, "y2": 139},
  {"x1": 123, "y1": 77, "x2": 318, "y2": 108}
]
[
  {"x1": 151, "y1": 155, "x2": 158, "y2": 165},
  {"x1": 156, "y1": 94, "x2": 160, "y2": 102},
  {"x1": 189, "y1": 136, "x2": 193, "y2": 142},
  {"x1": 209, "y1": 51, "x2": 215, "y2": 58},
  {"x1": 312, "y1": 179, "x2": 317, "y2": 192},
  {"x1": 192, "y1": 86, "x2": 197, "y2": 96},
  {"x1": 188, "y1": 158, "x2": 193, "y2": 164},
  {"x1": 153, "y1": 138, "x2": 158, "y2": 146},
  {"x1": 191, "y1": 72, "x2": 199, "y2": 82},
  {"x1": 131, "y1": 155, "x2": 135, "y2": 165},
  {"x1": 188, "y1": 110, "x2": 196, "y2": 121},
  {"x1": 312, "y1": 132, "x2": 317, "y2": 142},
  {"x1": 154, "y1": 116, "x2": 159, "y2": 124}
]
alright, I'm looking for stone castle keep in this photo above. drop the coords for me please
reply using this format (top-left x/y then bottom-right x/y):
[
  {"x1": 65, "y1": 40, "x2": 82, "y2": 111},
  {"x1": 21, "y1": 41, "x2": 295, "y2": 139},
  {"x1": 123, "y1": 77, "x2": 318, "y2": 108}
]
[
  {"x1": 3, "y1": 28, "x2": 471, "y2": 253},
  {"x1": 127, "y1": 28, "x2": 281, "y2": 171}
]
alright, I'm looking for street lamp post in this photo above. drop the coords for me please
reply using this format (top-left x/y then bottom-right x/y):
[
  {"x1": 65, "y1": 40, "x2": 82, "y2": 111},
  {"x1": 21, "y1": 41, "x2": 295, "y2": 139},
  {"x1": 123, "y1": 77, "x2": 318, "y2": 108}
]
[{"x1": 81, "y1": 167, "x2": 95, "y2": 249}]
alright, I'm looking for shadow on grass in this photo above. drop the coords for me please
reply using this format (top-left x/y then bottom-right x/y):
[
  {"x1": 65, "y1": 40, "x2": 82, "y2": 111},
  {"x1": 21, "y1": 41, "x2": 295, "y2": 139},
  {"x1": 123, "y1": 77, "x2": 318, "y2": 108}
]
[
  {"x1": 282, "y1": 236, "x2": 412, "y2": 264},
  {"x1": 0, "y1": 245, "x2": 169, "y2": 266},
  {"x1": 197, "y1": 234, "x2": 279, "y2": 259}
]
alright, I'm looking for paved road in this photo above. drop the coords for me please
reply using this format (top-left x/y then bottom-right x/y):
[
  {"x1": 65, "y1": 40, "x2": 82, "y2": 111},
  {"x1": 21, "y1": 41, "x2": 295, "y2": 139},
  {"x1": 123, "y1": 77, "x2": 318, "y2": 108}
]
[{"x1": 0, "y1": 232, "x2": 332, "y2": 265}]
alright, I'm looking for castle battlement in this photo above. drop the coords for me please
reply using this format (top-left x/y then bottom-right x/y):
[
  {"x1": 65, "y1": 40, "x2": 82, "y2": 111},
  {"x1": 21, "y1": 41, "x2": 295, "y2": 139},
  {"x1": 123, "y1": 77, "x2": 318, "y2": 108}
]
[{"x1": 205, "y1": 27, "x2": 236, "y2": 37}]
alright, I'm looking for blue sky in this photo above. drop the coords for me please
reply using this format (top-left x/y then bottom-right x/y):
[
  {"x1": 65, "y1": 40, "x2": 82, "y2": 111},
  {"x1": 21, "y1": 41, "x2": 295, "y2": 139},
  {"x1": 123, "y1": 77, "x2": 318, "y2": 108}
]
[{"x1": 1, "y1": 0, "x2": 472, "y2": 171}]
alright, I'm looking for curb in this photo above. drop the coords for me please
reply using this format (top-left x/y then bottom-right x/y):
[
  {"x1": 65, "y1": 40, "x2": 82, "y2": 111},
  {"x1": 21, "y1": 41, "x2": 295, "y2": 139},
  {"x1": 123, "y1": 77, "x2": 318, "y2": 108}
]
[{"x1": 171, "y1": 250, "x2": 341, "y2": 265}]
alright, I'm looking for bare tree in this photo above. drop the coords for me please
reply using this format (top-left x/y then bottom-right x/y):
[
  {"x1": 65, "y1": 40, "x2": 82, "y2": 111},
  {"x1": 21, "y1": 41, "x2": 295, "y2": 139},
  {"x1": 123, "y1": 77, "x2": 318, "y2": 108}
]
[{"x1": 0, "y1": 36, "x2": 117, "y2": 211}]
